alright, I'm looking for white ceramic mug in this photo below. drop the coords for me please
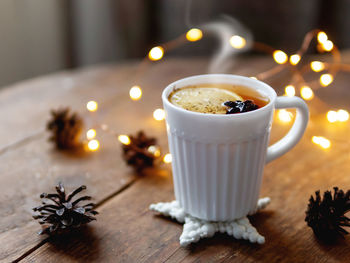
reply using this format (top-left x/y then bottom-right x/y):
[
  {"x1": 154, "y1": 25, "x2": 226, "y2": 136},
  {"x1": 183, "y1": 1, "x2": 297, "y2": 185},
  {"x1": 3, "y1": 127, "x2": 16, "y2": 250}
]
[{"x1": 162, "y1": 74, "x2": 309, "y2": 221}]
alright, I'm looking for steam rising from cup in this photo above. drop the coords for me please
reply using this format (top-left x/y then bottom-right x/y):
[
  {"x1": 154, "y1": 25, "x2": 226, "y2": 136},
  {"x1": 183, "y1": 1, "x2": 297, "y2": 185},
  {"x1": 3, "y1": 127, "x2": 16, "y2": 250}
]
[
  {"x1": 201, "y1": 16, "x2": 253, "y2": 73},
  {"x1": 184, "y1": 1, "x2": 252, "y2": 73}
]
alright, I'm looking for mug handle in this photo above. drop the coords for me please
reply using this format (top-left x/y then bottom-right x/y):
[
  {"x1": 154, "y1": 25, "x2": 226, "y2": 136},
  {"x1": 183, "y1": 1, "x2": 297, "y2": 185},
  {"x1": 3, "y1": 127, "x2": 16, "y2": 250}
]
[{"x1": 266, "y1": 96, "x2": 309, "y2": 163}]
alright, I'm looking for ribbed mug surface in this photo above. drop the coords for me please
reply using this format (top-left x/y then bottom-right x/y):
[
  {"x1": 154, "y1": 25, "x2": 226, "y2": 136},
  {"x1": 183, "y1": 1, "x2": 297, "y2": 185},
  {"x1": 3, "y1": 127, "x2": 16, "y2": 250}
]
[
  {"x1": 168, "y1": 130, "x2": 270, "y2": 221},
  {"x1": 162, "y1": 74, "x2": 309, "y2": 221}
]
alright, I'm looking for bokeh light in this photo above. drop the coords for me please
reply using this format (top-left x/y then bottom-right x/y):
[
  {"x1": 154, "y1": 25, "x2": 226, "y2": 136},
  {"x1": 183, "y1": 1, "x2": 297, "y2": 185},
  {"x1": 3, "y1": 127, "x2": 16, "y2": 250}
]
[
  {"x1": 87, "y1": 101, "x2": 98, "y2": 112},
  {"x1": 320, "y1": 74, "x2": 333, "y2": 87},
  {"x1": 163, "y1": 153, "x2": 172, "y2": 164},
  {"x1": 312, "y1": 136, "x2": 331, "y2": 149},
  {"x1": 337, "y1": 109, "x2": 349, "y2": 122},
  {"x1": 148, "y1": 46, "x2": 164, "y2": 61},
  {"x1": 86, "y1": 129, "x2": 96, "y2": 140},
  {"x1": 284, "y1": 85, "x2": 295, "y2": 97},
  {"x1": 129, "y1": 86, "x2": 142, "y2": 101},
  {"x1": 327, "y1": 110, "x2": 349, "y2": 123},
  {"x1": 317, "y1": 31, "x2": 328, "y2": 44},
  {"x1": 186, "y1": 28, "x2": 203, "y2": 42},
  {"x1": 118, "y1": 135, "x2": 131, "y2": 145},
  {"x1": 322, "y1": 40, "x2": 334, "y2": 52},
  {"x1": 148, "y1": 145, "x2": 161, "y2": 157},
  {"x1": 273, "y1": 50, "x2": 288, "y2": 64},
  {"x1": 310, "y1": 61, "x2": 325, "y2": 72},
  {"x1": 153, "y1": 109, "x2": 165, "y2": 121},
  {"x1": 289, "y1": 54, "x2": 301, "y2": 65},
  {"x1": 87, "y1": 139, "x2": 100, "y2": 151},
  {"x1": 229, "y1": 35, "x2": 246, "y2": 49},
  {"x1": 300, "y1": 86, "x2": 314, "y2": 100},
  {"x1": 327, "y1": 111, "x2": 338, "y2": 123},
  {"x1": 278, "y1": 109, "x2": 293, "y2": 123}
]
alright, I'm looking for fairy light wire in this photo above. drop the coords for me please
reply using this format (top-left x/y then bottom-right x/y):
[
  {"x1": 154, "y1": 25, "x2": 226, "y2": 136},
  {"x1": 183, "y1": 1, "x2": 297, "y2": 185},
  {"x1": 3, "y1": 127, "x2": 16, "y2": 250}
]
[{"x1": 82, "y1": 28, "x2": 350, "y2": 155}]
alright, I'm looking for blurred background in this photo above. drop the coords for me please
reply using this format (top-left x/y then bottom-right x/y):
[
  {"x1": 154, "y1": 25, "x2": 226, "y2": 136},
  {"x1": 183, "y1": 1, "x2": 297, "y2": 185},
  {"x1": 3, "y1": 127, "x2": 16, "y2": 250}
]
[{"x1": 1, "y1": 0, "x2": 349, "y2": 88}]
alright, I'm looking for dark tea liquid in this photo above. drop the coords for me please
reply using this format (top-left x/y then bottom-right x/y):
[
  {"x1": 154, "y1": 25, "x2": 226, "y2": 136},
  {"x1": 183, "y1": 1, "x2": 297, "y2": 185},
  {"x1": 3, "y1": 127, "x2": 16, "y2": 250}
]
[{"x1": 169, "y1": 83, "x2": 269, "y2": 114}]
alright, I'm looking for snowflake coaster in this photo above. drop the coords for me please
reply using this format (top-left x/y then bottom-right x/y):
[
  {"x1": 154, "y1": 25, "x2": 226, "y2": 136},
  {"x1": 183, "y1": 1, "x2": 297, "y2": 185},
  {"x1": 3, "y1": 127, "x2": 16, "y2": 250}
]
[{"x1": 150, "y1": 197, "x2": 270, "y2": 246}]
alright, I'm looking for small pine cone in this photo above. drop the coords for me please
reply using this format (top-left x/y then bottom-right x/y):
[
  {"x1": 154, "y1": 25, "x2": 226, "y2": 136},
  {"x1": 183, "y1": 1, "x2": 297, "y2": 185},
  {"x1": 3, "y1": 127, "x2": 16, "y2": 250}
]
[
  {"x1": 305, "y1": 187, "x2": 350, "y2": 241},
  {"x1": 33, "y1": 182, "x2": 98, "y2": 235},
  {"x1": 121, "y1": 131, "x2": 159, "y2": 173},
  {"x1": 47, "y1": 108, "x2": 83, "y2": 149}
]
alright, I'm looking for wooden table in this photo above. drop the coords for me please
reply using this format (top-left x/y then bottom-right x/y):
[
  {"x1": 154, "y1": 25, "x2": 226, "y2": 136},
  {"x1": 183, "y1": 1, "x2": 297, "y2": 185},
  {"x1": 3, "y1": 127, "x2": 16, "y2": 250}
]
[{"x1": 1, "y1": 55, "x2": 350, "y2": 263}]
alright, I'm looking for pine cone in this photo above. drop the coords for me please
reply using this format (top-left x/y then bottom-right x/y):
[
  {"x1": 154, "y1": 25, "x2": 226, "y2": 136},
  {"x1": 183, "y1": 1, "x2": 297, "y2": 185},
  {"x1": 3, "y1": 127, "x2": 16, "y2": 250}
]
[
  {"x1": 121, "y1": 131, "x2": 159, "y2": 172},
  {"x1": 33, "y1": 182, "x2": 98, "y2": 235},
  {"x1": 47, "y1": 108, "x2": 83, "y2": 149},
  {"x1": 305, "y1": 187, "x2": 350, "y2": 241}
]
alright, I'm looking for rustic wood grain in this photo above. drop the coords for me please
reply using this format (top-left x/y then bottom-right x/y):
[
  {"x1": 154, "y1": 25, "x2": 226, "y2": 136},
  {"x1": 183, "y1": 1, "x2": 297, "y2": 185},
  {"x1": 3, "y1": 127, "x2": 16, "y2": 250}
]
[
  {"x1": 25, "y1": 126, "x2": 350, "y2": 263},
  {"x1": 0, "y1": 55, "x2": 350, "y2": 262},
  {"x1": 0, "y1": 58, "x2": 213, "y2": 262}
]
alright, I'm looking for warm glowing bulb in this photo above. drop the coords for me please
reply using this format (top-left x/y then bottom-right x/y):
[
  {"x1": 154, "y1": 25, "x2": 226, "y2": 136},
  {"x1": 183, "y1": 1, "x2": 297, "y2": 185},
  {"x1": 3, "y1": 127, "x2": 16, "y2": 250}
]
[
  {"x1": 300, "y1": 86, "x2": 314, "y2": 100},
  {"x1": 320, "y1": 74, "x2": 333, "y2": 87},
  {"x1": 310, "y1": 61, "x2": 325, "y2": 72},
  {"x1": 163, "y1": 153, "x2": 172, "y2": 163},
  {"x1": 273, "y1": 50, "x2": 288, "y2": 64},
  {"x1": 186, "y1": 28, "x2": 203, "y2": 42},
  {"x1": 88, "y1": 139, "x2": 100, "y2": 151},
  {"x1": 337, "y1": 109, "x2": 349, "y2": 122},
  {"x1": 312, "y1": 136, "x2": 331, "y2": 149},
  {"x1": 229, "y1": 35, "x2": 246, "y2": 49},
  {"x1": 317, "y1": 32, "x2": 328, "y2": 44},
  {"x1": 284, "y1": 85, "x2": 295, "y2": 97},
  {"x1": 327, "y1": 111, "x2": 338, "y2": 123},
  {"x1": 312, "y1": 136, "x2": 321, "y2": 145},
  {"x1": 278, "y1": 109, "x2": 293, "y2": 123},
  {"x1": 289, "y1": 54, "x2": 301, "y2": 65},
  {"x1": 129, "y1": 86, "x2": 142, "y2": 101},
  {"x1": 148, "y1": 46, "x2": 164, "y2": 61},
  {"x1": 153, "y1": 109, "x2": 165, "y2": 121},
  {"x1": 148, "y1": 145, "x2": 161, "y2": 157},
  {"x1": 322, "y1": 40, "x2": 333, "y2": 51},
  {"x1": 87, "y1": 101, "x2": 98, "y2": 112},
  {"x1": 86, "y1": 129, "x2": 96, "y2": 140},
  {"x1": 118, "y1": 135, "x2": 131, "y2": 145}
]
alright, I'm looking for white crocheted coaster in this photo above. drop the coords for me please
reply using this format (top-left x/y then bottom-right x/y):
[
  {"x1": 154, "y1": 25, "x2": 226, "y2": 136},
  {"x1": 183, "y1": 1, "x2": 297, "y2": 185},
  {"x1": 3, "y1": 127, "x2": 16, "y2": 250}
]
[{"x1": 150, "y1": 197, "x2": 270, "y2": 246}]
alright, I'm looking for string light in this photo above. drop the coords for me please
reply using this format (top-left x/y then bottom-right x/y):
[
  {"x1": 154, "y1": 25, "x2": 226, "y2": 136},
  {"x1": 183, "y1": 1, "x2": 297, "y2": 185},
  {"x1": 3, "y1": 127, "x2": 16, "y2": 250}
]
[
  {"x1": 163, "y1": 153, "x2": 172, "y2": 163},
  {"x1": 153, "y1": 109, "x2": 165, "y2": 121},
  {"x1": 148, "y1": 46, "x2": 164, "y2": 61},
  {"x1": 118, "y1": 135, "x2": 131, "y2": 145},
  {"x1": 87, "y1": 139, "x2": 100, "y2": 151},
  {"x1": 129, "y1": 86, "x2": 142, "y2": 101},
  {"x1": 322, "y1": 40, "x2": 334, "y2": 52},
  {"x1": 327, "y1": 111, "x2": 338, "y2": 123},
  {"x1": 86, "y1": 129, "x2": 96, "y2": 140},
  {"x1": 320, "y1": 74, "x2": 333, "y2": 87},
  {"x1": 284, "y1": 85, "x2": 295, "y2": 97},
  {"x1": 312, "y1": 136, "x2": 331, "y2": 149},
  {"x1": 76, "y1": 29, "x2": 350, "y2": 163},
  {"x1": 86, "y1": 101, "x2": 98, "y2": 112},
  {"x1": 229, "y1": 35, "x2": 246, "y2": 49},
  {"x1": 327, "y1": 110, "x2": 350, "y2": 123},
  {"x1": 278, "y1": 109, "x2": 293, "y2": 123},
  {"x1": 273, "y1": 50, "x2": 288, "y2": 64},
  {"x1": 148, "y1": 145, "x2": 161, "y2": 157},
  {"x1": 300, "y1": 86, "x2": 314, "y2": 100},
  {"x1": 289, "y1": 54, "x2": 301, "y2": 65},
  {"x1": 186, "y1": 28, "x2": 203, "y2": 42},
  {"x1": 317, "y1": 31, "x2": 328, "y2": 44},
  {"x1": 337, "y1": 110, "x2": 349, "y2": 122},
  {"x1": 310, "y1": 61, "x2": 325, "y2": 72}
]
